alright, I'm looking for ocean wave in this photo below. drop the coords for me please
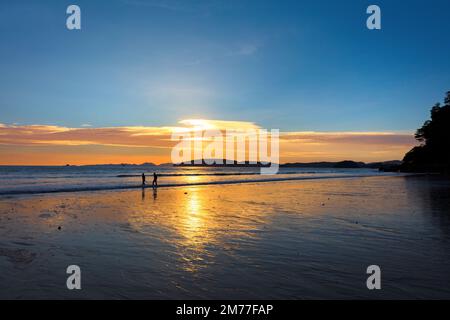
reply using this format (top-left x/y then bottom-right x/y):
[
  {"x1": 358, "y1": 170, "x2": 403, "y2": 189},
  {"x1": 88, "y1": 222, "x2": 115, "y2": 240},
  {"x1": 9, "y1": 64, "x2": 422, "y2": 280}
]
[
  {"x1": 115, "y1": 171, "x2": 315, "y2": 178},
  {"x1": 0, "y1": 173, "x2": 403, "y2": 196}
]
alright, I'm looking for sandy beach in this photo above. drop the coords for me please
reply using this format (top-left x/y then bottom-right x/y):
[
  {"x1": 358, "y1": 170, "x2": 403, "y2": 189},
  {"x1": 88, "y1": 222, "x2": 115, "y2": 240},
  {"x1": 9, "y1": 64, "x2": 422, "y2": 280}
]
[{"x1": 0, "y1": 175, "x2": 449, "y2": 299}]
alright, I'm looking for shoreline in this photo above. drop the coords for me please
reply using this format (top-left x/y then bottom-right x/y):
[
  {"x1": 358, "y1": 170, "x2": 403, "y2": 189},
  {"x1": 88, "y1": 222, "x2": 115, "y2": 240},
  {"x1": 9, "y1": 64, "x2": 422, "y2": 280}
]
[{"x1": 0, "y1": 172, "x2": 417, "y2": 197}]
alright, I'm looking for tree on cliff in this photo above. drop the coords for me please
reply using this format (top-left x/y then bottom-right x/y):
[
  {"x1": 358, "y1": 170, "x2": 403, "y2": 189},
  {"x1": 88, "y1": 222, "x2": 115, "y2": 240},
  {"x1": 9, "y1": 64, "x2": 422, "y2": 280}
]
[{"x1": 401, "y1": 91, "x2": 450, "y2": 173}]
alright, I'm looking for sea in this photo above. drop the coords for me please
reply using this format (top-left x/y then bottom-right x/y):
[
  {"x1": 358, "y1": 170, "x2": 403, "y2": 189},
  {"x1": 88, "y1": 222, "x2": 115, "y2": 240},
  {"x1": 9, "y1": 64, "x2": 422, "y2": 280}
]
[{"x1": 0, "y1": 165, "x2": 397, "y2": 196}]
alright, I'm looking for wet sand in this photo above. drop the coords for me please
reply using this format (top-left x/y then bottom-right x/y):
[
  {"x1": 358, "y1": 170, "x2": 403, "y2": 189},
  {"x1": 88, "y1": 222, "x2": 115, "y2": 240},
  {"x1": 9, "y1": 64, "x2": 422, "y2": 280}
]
[{"x1": 1, "y1": 175, "x2": 450, "y2": 299}]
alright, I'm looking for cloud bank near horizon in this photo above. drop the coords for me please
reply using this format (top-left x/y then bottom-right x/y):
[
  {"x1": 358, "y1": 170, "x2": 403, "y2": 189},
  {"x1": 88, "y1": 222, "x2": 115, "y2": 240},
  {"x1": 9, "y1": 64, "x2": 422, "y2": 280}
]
[{"x1": 0, "y1": 120, "x2": 417, "y2": 165}]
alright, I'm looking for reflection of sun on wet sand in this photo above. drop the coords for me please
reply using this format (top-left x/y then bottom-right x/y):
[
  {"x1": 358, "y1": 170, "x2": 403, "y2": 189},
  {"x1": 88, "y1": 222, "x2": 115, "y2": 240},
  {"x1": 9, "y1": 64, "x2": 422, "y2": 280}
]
[
  {"x1": 131, "y1": 185, "x2": 271, "y2": 273},
  {"x1": 1, "y1": 175, "x2": 450, "y2": 299}
]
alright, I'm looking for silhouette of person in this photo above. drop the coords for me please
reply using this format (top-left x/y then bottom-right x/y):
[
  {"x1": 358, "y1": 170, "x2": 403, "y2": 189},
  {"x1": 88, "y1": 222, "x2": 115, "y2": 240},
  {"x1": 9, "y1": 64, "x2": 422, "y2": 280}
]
[
  {"x1": 142, "y1": 173, "x2": 146, "y2": 186},
  {"x1": 152, "y1": 172, "x2": 158, "y2": 188}
]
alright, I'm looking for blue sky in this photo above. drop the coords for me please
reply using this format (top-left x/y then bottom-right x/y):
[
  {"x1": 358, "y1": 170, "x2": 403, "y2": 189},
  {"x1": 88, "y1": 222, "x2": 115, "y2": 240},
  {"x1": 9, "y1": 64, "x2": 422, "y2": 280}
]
[{"x1": 1, "y1": 0, "x2": 450, "y2": 132}]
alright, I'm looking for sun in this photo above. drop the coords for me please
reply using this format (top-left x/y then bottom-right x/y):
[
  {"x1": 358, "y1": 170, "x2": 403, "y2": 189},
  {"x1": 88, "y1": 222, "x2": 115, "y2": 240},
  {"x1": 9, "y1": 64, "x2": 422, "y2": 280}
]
[{"x1": 178, "y1": 119, "x2": 217, "y2": 131}]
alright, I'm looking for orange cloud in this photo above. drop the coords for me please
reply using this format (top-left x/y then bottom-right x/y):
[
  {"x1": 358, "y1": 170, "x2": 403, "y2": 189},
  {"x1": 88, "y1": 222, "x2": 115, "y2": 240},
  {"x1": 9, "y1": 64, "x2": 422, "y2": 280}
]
[
  {"x1": 280, "y1": 131, "x2": 414, "y2": 145},
  {"x1": 0, "y1": 120, "x2": 417, "y2": 165}
]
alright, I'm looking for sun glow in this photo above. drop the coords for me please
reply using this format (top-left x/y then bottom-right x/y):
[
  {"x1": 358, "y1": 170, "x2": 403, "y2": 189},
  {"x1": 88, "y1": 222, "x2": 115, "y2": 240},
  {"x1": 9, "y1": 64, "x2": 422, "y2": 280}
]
[{"x1": 179, "y1": 119, "x2": 217, "y2": 131}]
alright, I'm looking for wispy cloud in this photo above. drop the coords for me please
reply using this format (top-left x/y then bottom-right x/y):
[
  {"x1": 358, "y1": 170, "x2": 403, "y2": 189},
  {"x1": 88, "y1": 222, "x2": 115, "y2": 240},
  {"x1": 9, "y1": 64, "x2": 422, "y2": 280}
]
[
  {"x1": 227, "y1": 44, "x2": 260, "y2": 57},
  {"x1": 121, "y1": 0, "x2": 194, "y2": 12},
  {"x1": 121, "y1": 0, "x2": 223, "y2": 15},
  {"x1": 0, "y1": 124, "x2": 173, "y2": 148}
]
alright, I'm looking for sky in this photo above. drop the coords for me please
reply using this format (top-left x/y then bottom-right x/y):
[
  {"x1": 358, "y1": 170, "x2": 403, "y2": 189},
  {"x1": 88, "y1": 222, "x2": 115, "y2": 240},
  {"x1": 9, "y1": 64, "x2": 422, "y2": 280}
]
[{"x1": 0, "y1": 0, "x2": 449, "y2": 165}]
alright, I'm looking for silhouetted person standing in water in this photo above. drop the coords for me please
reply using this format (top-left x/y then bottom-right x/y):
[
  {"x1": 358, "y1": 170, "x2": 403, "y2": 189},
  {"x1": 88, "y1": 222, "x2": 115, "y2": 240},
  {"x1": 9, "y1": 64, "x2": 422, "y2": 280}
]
[
  {"x1": 142, "y1": 173, "x2": 146, "y2": 186},
  {"x1": 152, "y1": 172, "x2": 158, "y2": 188}
]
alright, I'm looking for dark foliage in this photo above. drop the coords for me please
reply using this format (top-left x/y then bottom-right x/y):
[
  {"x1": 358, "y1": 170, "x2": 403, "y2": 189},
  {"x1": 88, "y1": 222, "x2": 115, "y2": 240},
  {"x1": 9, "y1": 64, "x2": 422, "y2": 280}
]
[{"x1": 401, "y1": 91, "x2": 450, "y2": 173}]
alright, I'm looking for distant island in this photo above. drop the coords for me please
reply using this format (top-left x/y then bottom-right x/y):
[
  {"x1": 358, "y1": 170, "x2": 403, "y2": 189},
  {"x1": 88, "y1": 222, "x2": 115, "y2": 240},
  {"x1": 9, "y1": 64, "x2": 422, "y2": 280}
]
[
  {"x1": 55, "y1": 160, "x2": 402, "y2": 170},
  {"x1": 174, "y1": 159, "x2": 402, "y2": 170},
  {"x1": 61, "y1": 162, "x2": 157, "y2": 167},
  {"x1": 174, "y1": 159, "x2": 272, "y2": 167},
  {"x1": 283, "y1": 160, "x2": 402, "y2": 171}
]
